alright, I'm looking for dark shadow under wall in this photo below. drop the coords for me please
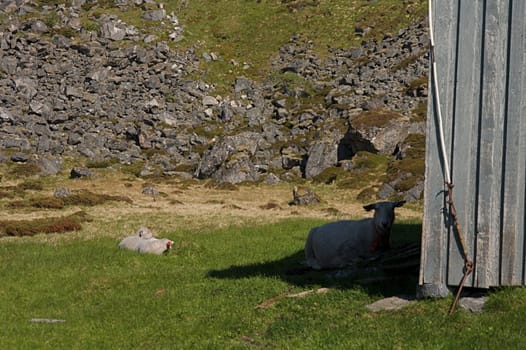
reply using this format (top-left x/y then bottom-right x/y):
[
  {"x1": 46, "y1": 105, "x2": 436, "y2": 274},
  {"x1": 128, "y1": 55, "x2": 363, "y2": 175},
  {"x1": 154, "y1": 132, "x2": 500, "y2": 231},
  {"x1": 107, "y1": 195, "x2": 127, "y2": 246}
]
[{"x1": 208, "y1": 223, "x2": 422, "y2": 297}]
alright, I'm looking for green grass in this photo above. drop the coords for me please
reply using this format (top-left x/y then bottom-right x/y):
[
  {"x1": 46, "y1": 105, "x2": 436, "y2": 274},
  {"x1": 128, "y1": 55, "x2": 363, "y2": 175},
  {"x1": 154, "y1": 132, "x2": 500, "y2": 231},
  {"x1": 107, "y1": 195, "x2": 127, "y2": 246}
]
[
  {"x1": 1, "y1": 217, "x2": 525, "y2": 348},
  {"x1": 164, "y1": 0, "x2": 427, "y2": 91}
]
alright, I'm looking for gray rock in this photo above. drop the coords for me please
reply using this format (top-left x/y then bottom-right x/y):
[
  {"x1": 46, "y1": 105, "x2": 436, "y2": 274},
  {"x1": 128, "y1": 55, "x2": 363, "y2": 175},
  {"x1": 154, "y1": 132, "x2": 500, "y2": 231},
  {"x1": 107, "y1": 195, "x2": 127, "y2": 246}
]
[
  {"x1": 52, "y1": 34, "x2": 71, "y2": 49},
  {"x1": 304, "y1": 140, "x2": 338, "y2": 178},
  {"x1": 195, "y1": 132, "x2": 263, "y2": 181},
  {"x1": 34, "y1": 156, "x2": 62, "y2": 175},
  {"x1": 14, "y1": 77, "x2": 37, "y2": 101},
  {"x1": 54, "y1": 188, "x2": 71, "y2": 198},
  {"x1": 404, "y1": 181, "x2": 424, "y2": 202},
  {"x1": 142, "y1": 9, "x2": 166, "y2": 21},
  {"x1": 70, "y1": 166, "x2": 97, "y2": 179},
  {"x1": 10, "y1": 152, "x2": 29, "y2": 162},
  {"x1": 4, "y1": 137, "x2": 31, "y2": 151},
  {"x1": 291, "y1": 185, "x2": 320, "y2": 206},
  {"x1": 416, "y1": 283, "x2": 451, "y2": 299},
  {"x1": 459, "y1": 296, "x2": 488, "y2": 313},
  {"x1": 0, "y1": 107, "x2": 14, "y2": 122},
  {"x1": 366, "y1": 295, "x2": 416, "y2": 312},
  {"x1": 142, "y1": 186, "x2": 160, "y2": 196},
  {"x1": 212, "y1": 154, "x2": 261, "y2": 184},
  {"x1": 100, "y1": 21, "x2": 126, "y2": 41},
  {"x1": 263, "y1": 172, "x2": 281, "y2": 185},
  {"x1": 377, "y1": 183, "x2": 396, "y2": 200},
  {"x1": 202, "y1": 95, "x2": 219, "y2": 106},
  {"x1": 28, "y1": 20, "x2": 48, "y2": 34}
]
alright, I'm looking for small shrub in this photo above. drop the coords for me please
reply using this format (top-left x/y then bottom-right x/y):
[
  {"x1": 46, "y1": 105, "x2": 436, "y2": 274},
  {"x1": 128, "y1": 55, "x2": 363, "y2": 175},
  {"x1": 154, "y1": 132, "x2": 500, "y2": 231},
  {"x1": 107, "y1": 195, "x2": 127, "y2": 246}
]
[
  {"x1": 8, "y1": 163, "x2": 41, "y2": 177},
  {"x1": 351, "y1": 151, "x2": 389, "y2": 171},
  {"x1": 86, "y1": 158, "x2": 119, "y2": 169},
  {"x1": 312, "y1": 167, "x2": 346, "y2": 184},
  {"x1": 336, "y1": 152, "x2": 389, "y2": 190},
  {"x1": 51, "y1": 27, "x2": 77, "y2": 38},
  {"x1": 0, "y1": 189, "x2": 16, "y2": 198},
  {"x1": 121, "y1": 161, "x2": 146, "y2": 177},
  {"x1": 323, "y1": 207, "x2": 342, "y2": 216},
  {"x1": 62, "y1": 190, "x2": 133, "y2": 206},
  {"x1": 351, "y1": 110, "x2": 403, "y2": 129},
  {"x1": 411, "y1": 102, "x2": 428, "y2": 120},
  {"x1": 259, "y1": 202, "x2": 282, "y2": 210},
  {"x1": 222, "y1": 204, "x2": 243, "y2": 210},
  {"x1": 5, "y1": 200, "x2": 26, "y2": 209},
  {"x1": 174, "y1": 163, "x2": 196, "y2": 173},
  {"x1": 82, "y1": 20, "x2": 100, "y2": 32},
  {"x1": 17, "y1": 180, "x2": 44, "y2": 191},
  {"x1": 402, "y1": 134, "x2": 426, "y2": 159},
  {"x1": 0, "y1": 211, "x2": 90, "y2": 237},
  {"x1": 391, "y1": 50, "x2": 427, "y2": 72},
  {"x1": 356, "y1": 187, "x2": 377, "y2": 202},
  {"x1": 142, "y1": 148, "x2": 168, "y2": 159},
  {"x1": 204, "y1": 180, "x2": 239, "y2": 191},
  {"x1": 30, "y1": 197, "x2": 65, "y2": 209},
  {"x1": 393, "y1": 177, "x2": 419, "y2": 193},
  {"x1": 406, "y1": 76, "x2": 428, "y2": 91}
]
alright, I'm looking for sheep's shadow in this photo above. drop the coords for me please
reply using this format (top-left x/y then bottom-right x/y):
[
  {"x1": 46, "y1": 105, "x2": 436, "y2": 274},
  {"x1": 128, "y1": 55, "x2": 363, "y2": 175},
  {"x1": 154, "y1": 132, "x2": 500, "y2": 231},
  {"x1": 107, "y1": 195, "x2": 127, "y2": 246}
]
[{"x1": 208, "y1": 223, "x2": 421, "y2": 297}]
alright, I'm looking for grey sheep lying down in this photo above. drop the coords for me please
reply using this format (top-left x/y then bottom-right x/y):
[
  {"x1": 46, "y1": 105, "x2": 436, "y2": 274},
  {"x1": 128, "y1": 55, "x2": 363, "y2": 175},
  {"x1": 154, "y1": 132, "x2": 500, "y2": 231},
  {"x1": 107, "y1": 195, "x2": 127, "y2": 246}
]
[
  {"x1": 118, "y1": 227, "x2": 173, "y2": 255},
  {"x1": 305, "y1": 201, "x2": 405, "y2": 270}
]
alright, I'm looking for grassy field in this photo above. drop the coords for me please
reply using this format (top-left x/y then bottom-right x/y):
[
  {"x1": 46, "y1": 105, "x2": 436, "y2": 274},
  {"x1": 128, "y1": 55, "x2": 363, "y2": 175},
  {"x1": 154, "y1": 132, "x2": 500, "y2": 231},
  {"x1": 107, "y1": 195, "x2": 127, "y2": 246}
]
[{"x1": 1, "y1": 171, "x2": 526, "y2": 349}]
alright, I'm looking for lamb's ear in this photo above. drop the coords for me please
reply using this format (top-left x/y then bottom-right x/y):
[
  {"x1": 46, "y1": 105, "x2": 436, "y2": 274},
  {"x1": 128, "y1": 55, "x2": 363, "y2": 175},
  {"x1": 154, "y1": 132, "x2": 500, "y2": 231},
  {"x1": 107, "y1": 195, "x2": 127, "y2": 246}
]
[
  {"x1": 363, "y1": 203, "x2": 376, "y2": 211},
  {"x1": 393, "y1": 200, "x2": 406, "y2": 208}
]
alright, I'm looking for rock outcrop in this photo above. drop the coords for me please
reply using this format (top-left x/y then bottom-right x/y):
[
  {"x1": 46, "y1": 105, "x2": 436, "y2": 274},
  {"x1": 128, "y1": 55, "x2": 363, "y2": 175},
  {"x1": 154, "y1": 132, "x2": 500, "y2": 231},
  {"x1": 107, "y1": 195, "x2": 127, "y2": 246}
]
[{"x1": 0, "y1": 0, "x2": 429, "y2": 201}]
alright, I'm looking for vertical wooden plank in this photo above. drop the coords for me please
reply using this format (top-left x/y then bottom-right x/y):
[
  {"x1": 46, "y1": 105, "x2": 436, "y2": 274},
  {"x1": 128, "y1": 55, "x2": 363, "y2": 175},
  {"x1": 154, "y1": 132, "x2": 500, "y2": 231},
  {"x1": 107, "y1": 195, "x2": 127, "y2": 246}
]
[
  {"x1": 475, "y1": 0, "x2": 509, "y2": 288},
  {"x1": 420, "y1": 0, "x2": 458, "y2": 287},
  {"x1": 446, "y1": 0, "x2": 484, "y2": 287},
  {"x1": 501, "y1": 0, "x2": 526, "y2": 286},
  {"x1": 521, "y1": 2, "x2": 526, "y2": 285}
]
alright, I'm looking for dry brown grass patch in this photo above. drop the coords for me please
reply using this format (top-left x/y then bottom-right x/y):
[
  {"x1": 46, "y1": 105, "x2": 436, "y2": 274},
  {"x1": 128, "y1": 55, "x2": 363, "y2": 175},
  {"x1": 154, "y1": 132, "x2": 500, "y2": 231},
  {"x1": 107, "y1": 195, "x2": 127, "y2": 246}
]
[
  {"x1": 259, "y1": 202, "x2": 282, "y2": 210},
  {"x1": 0, "y1": 211, "x2": 91, "y2": 237},
  {"x1": 0, "y1": 170, "x2": 422, "y2": 240}
]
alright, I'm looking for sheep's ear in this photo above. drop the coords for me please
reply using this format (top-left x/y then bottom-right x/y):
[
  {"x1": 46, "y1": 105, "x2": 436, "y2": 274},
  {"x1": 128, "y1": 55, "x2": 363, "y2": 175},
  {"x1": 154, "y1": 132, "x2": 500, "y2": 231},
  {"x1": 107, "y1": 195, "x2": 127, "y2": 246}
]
[
  {"x1": 363, "y1": 203, "x2": 376, "y2": 211},
  {"x1": 393, "y1": 200, "x2": 406, "y2": 208}
]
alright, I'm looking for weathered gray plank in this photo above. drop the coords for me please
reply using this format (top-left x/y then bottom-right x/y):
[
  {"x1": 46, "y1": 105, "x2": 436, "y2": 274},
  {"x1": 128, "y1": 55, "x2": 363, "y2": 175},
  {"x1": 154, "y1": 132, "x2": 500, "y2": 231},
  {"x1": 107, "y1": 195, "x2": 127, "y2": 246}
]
[
  {"x1": 474, "y1": 0, "x2": 509, "y2": 288},
  {"x1": 446, "y1": 0, "x2": 484, "y2": 288},
  {"x1": 421, "y1": 0, "x2": 458, "y2": 287},
  {"x1": 500, "y1": 0, "x2": 526, "y2": 286}
]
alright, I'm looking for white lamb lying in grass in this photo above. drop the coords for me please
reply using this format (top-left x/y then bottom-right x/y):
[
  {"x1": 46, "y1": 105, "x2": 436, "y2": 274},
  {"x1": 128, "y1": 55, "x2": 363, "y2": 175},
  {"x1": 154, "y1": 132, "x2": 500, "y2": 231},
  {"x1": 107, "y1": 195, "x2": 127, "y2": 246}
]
[
  {"x1": 118, "y1": 227, "x2": 173, "y2": 255},
  {"x1": 304, "y1": 201, "x2": 405, "y2": 270}
]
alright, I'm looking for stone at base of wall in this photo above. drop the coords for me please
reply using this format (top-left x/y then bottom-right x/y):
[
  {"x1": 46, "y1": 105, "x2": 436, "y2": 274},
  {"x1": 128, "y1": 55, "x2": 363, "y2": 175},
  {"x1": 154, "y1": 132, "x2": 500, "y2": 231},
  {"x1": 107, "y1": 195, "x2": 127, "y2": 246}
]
[{"x1": 416, "y1": 283, "x2": 451, "y2": 299}]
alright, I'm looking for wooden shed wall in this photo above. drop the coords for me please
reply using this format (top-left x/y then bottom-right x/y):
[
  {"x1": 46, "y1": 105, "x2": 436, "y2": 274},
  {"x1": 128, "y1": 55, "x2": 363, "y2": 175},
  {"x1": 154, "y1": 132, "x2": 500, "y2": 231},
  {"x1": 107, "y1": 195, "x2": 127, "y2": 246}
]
[{"x1": 420, "y1": 0, "x2": 526, "y2": 289}]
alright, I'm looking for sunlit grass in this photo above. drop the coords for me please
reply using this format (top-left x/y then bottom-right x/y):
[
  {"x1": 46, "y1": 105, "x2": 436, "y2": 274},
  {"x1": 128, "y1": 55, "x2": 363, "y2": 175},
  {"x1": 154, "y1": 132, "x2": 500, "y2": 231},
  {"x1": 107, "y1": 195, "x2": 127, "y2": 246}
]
[{"x1": 1, "y1": 215, "x2": 525, "y2": 348}]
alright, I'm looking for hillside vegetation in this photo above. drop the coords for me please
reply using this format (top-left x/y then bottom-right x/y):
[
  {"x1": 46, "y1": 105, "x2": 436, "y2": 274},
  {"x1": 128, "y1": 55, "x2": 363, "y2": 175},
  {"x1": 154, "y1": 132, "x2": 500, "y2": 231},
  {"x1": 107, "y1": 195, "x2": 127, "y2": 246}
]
[
  {"x1": 167, "y1": 0, "x2": 427, "y2": 89},
  {"x1": 15, "y1": 0, "x2": 427, "y2": 90}
]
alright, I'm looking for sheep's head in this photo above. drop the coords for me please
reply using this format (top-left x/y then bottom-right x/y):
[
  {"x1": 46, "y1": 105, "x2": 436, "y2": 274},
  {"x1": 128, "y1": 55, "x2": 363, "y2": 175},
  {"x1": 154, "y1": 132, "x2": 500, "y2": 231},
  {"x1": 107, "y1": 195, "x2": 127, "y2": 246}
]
[
  {"x1": 164, "y1": 239, "x2": 174, "y2": 254},
  {"x1": 364, "y1": 201, "x2": 406, "y2": 251},
  {"x1": 136, "y1": 227, "x2": 153, "y2": 239}
]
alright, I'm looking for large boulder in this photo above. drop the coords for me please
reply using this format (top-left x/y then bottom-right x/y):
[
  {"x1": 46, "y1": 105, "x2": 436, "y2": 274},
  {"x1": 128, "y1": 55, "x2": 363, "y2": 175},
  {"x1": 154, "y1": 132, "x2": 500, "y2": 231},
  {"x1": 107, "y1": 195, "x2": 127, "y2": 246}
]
[
  {"x1": 195, "y1": 132, "x2": 266, "y2": 183},
  {"x1": 304, "y1": 140, "x2": 338, "y2": 179},
  {"x1": 347, "y1": 110, "x2": 424, "y2": 155}
]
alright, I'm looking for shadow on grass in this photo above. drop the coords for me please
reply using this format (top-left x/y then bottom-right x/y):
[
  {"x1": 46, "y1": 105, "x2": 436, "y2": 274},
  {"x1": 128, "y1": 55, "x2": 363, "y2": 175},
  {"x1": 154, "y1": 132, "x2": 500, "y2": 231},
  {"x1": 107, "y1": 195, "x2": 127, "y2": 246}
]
[{"x1": 208, "y1": 223, "x2": 422, "y2": 297}]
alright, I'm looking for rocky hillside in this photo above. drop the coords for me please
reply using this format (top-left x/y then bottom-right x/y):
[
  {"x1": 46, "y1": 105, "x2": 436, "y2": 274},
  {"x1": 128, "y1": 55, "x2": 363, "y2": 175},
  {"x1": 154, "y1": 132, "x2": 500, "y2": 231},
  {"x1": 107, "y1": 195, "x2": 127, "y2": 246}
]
[{"x1": 0, "y1": 0, "x2": 429, "y2": 202}]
